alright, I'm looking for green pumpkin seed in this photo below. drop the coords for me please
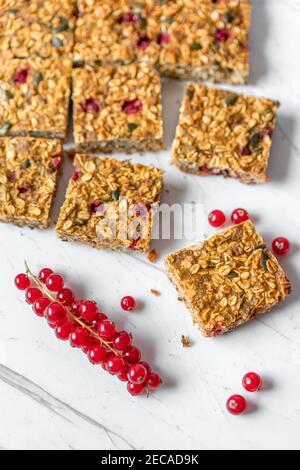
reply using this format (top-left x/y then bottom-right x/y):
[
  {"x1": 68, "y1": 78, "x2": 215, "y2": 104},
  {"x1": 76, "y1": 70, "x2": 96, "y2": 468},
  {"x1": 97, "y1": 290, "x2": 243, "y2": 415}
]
[
  {"x1": 33, "y1": 72, "x2": 43, "y2": 88},
  {"x1": 54, "y1": 16, "x2": 69, "y2": 33},
  {"x1": 112, "y1": 189, "x2": 120, "y2": 201},
  {"x1": 162, "y1": 17, "x2": 174, "y2": 24},
  {"x1": 191, "y1": 43, "x2": 202, "y2": 51},
  {"x1": 254, "y1": 244, "x2": 267, "y2": 251},
  {"x1": 52, "y1": 37, "x2": 64, "y2": 48},
  {"x1": 21, "y1": 159, "x2": 31, "y2": 170},
  {"x1": 228, "y1": 271, "x2": 239, "y2": 279},
  {"x1": 0, "y1": 122, "x2": 12, "y2": 136},
  {"x1": 127, "y1": 123, "x2": 138, "y2": 132},
  {"x1": 226, "y1": 10, "x2": 234, "y2": 23},
  {"x1": 224, "y1": 93, "x2": 238, "y2": 107},
  {"x1": 249, "y1": 132, "x2": 261, "y2": 149},
  {"x1": 260, "y1": 252, "x2": 270, "y2": 271}
]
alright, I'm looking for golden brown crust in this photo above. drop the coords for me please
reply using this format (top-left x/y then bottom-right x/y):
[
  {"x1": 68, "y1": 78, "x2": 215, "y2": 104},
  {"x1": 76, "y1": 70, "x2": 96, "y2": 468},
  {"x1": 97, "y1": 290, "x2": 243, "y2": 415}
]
[
  {"x1": 172, "y1": 84, "x2": 278, "y2": 184},
  {"x1": 72, "y1": 64, "x2": 164, "y2": 153},
  {"x1": 165, "y1": 221, "x2": 291, "y2": 337},
  {"x1": 56, "y1": 154, "x2": 164, "y2": 253},
  {"x1": 0, "y1": 137, "x2": 63, "y2": 228},
  {"x1": 0, "y1": 57, "x2": 72, "y2": 140},
  {"x1": 74, "y1": 0, "x2": 251, "y2": 84}
]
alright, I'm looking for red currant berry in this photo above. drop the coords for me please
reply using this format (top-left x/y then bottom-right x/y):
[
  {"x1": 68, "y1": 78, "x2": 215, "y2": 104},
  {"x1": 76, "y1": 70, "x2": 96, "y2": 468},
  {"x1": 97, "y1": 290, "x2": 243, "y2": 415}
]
[
  {"x1": 113, "y1": 331, "x2": 132, "y2": 351},
  {"x1": 118, "y1": 366, "x2": 129, "y2": 382},
  {"x1": 105, "y1": 355, "x2": 124, "y2": 374},
  {"x1": 121, "y1": 296, "x2": 137, "y2": 311},
  {"x1": 91, "y1": 313, "x2": 108, "y2": 330},
  {"x1": 80, "y1": 300, "x2": 98, "y2": 322},
  {"x1": 242, "y1": 372, "x2": 262, "y2": 392},
  {"x1": 46, "y1": 274, "x2": 64, "y2": 292},
  {"x1": 15, "y1": 273, "x2": 30, "y2": 290},
  {"x1": 122, "y1": 346, "x2": 141, "y2": 364},
  {"x1": 70, "y1": 300, "x2": 82, "y2": 317},
  {"x1": 272, "y1": 237, "x2": 290, "y2": 255},
  {"x1": 33, "y1": 297, "x2": 51, "y2": 317},
  {"x1": 55, "y1": 321, "x2": 73, "y2": 341},
  {"x1": 25, "y1": 287, "x2": 42, "y2": 304},
  {"x1": 226, "y1": 395, "x2": 247, "y2": 415},
  {"x1": 81, "y1": 337, "x2": 98, "y2": 354},
  {"x1": 38, "y1": 268, "x2": 53, "y2": 284},
  {"x1": 69, "y1": 327, "x2": 90, "y2": 348},
  {"x1": 127, "y1": 382, "x2": 145, "y2": 396},
  {"x1": 56, "y1": 288, "x2": 75, "y2": 306},
  {"x1": 45, "y1": 302, "x2": 66, "y2": 324},
  {"x1": 98, "y1": 320, "x2": 117, "y2": 340},
  {"x1": 147, "y1": 372, "x2": 161, "y2": 389},
  {"x1": 208, "y1": 210, "x2": 226, "y2": 228},
  {"x1": 88, "y1": 344, "x2": 107, "y2": 364},
  {"x1": 231, "y1": 208, "x2": 250, "y2": 225},
  {"x1": 127, "y1": 364, "x2": 148, "y2": 384}
]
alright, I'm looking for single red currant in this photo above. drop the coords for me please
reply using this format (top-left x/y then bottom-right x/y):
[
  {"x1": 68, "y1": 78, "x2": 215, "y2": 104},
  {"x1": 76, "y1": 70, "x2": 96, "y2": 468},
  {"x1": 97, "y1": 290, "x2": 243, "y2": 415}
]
[
  {"x1": 231, "y1": 208, "x2": 250, "y2": 225},
  {"x1": 105, "y1": 355, "x2": 124, "y2": 374},
  {"x1": 127, "y1": 382, "x2": 145, "y2": 396},
  {"x1": 55, "y1": 321, "x2": 73, "y2": 341},
  {"x1": 46, "y1": 274, "x2": 64, "y2": 292},
  {"x1": 56, "y1": 288, "x2": 75, "y2": 306},
  {"x1": 88, "y1": 344, "x2": 107, "y2": 364},
  {"x1": 208, "y1": 210, "x2": 226, "y2": 228},
  {"x1": 272, "y1": 237, "x2": 290, "y2": 255},
  {"x1": 15, "y1": 273, "x2": 30, "y2": 290},
  {"x1": 98, "y1": 320, "x2": 117, "y2": 340},
  {"x1": 38, "y1": 268, "x2": 53, "y2": 284},
  {"x1": 122, "y1": 346, "x2": 141, "y2": 364},
  {"x1": 45, "y1": 302, "x2": 66, "y2": 324},
  {"x1": 80, "y1": 300, "x2": 98, "y2": 322},
  {"x1": 70, "y1": 300, "x2": 82, "y2": 317},
  {"x1": 127, "y1": 364, "x2": 148, "y2": 385},
  {"x1": 33, "y1": 297, "x2": 51, "y2": 317},
  {"x1": 139, "y1": 361, "x2": 151, "y2": 377},
  {"x1": 121, "y1": 296, "x2": 137, "y2": 311},
  {"x1": 242, "y1": 372, "x2": 262, "y2": 392},
  {"x1": 91, "y1": 313, "x2": 108, "y2": 330},
  {"x1": 69, "y1": 327, "x2": 90, "y2": 348},
  {"x1": 113, "y1": 331, "x2": 132, "y2": 351},
  {"x1": 118, "y1": 366, "x2": 129, "y2": 382},
  {"x1": 147, "y1": 372, "x2": 161, "y2": 389},
  {"x1": 25, "y1": 287, "x2": 43, "y2": 304},
  {"x1": 226, "y1": 395, "x2": 247, "y2": 415}
]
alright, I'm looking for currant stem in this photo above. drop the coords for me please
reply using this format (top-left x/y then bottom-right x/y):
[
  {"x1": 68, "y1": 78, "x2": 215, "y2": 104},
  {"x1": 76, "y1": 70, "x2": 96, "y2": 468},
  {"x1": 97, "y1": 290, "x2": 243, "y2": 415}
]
[{"x1": 24, "y1": 261, "x2": 122, "y2": 357}]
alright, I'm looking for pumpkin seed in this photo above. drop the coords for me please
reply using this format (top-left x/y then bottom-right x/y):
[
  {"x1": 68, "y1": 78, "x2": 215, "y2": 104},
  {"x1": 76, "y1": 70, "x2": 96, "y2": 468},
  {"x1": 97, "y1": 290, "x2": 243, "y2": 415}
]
[
  {"x1": 0, "y1": 122, "x2": 12, "y2": 136},
  {"x1": 224, "y1": 93, "x2": 238, "y2": 107}
]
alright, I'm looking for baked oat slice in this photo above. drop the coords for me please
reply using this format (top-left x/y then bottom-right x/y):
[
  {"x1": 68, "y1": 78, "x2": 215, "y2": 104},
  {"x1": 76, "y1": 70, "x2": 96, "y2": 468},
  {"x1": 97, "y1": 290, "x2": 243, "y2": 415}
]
[
  {"x1": 172, "y1": 84, "x2": 279, "y2": 184},
  {"x1": 0, "y1": 137, "x2": 63, "y2": 229},
  {"x1": 165, "y1": 221, "x2": 291, "y2": 337},
  {"x1": 73, "y1": 0, "x2": 160, "y2": 68},
  {"x1": 0, "y1": 0, "x2": 77, "y2": 60},
  {"x1": 56, "y1": 154, "x2": 164, "y2": 253},
  {"x1": 72, "y1": 64, "x2": 164, "y2": 153},
  {"x1": 0, "y1": 57, "x2": 72, "y2": 140},
  {"x1": 156, "y1": 0, "x2": 251, "y2": 83}
]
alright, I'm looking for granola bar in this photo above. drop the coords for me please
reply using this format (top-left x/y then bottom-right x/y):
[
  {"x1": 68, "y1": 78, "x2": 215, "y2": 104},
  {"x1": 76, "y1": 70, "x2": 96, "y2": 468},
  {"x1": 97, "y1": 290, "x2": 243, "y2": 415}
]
[
  {"x1": 56, "y1": 154, "x2": 164, "y2": 253},
  {"x1": 74, "y1": 0, "x2": 251, "y2": 84},
  {"x1": 0, "y1": 57, "x2": 72, "y2": 140},
  {"x1": 172, "y1": 84, "x2": 278, "y2": 184},
  {"x1": 165, "y1": 221, "x2": 291, "y2": 337},
  {"x1": 0, "y1": 137, "x2": 63, "y2": 228},
  {"x1": 72, "y1": 64, "x2": 164, "y2": 153},
  {"x1": 0, "y1": 0, "x2": 77, "y2": 60}
]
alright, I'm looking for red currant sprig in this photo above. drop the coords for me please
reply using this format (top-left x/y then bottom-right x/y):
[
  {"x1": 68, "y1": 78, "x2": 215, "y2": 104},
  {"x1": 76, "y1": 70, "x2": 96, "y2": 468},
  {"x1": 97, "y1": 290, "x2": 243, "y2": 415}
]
[{"x1": 15, "y1": 263, "x2": 161, "y2": 396}]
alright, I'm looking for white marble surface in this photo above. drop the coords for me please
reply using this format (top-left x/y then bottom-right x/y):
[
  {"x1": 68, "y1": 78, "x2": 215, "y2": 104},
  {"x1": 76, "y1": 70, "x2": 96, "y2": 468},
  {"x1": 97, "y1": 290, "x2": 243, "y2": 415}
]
[{"x1": 1, "y1": 0, "x2": 300, "y2": 451}]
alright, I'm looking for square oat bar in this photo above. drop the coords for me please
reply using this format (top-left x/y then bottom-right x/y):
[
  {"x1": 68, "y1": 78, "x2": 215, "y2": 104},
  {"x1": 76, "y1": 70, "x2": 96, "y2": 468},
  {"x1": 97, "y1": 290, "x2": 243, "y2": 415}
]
[
  {"x1": 56, "y1": 154, "x2": 164, "y2": 253},
  {"x1": 165, "y1": 221, "x2": 291, "y2": 337},
  {"x1": 72, "y1": 64, "x2": 164, "y2": 153},
  {"x1": 73, "y1": 0, "x2": 251, "y2": 84},
  {"x1": 0, "y1": 0, "x2": 77, "y2": 60},
  {"x1": 73, "y1": 0, "x2": 160, "y2": 68},
  {"x1": 156, "y1": 0, "x2": 251, "y2": 83},
  {"x1": 0, "y1": 137, "x2": 63, "y2": 228},
  {"x1": 0, "y1": 57, "x2": 72, "y2": 140},
  {"x1": 172, "y1": 84, "x2": 278, "y2": 184}
]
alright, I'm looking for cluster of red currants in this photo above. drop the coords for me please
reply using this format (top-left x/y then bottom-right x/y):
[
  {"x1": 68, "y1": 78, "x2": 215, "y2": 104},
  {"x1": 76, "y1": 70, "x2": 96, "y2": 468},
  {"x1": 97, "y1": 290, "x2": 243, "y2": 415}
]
[
  {"x1": 15, "y1": 266, "x2": 161, "y2": 396},
  {"x1": 227, "y1": 372, "x2": 262, "y2": 415},
  {"x1": 208, "y1": 208, "x2": 290, "y2": 255}
]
